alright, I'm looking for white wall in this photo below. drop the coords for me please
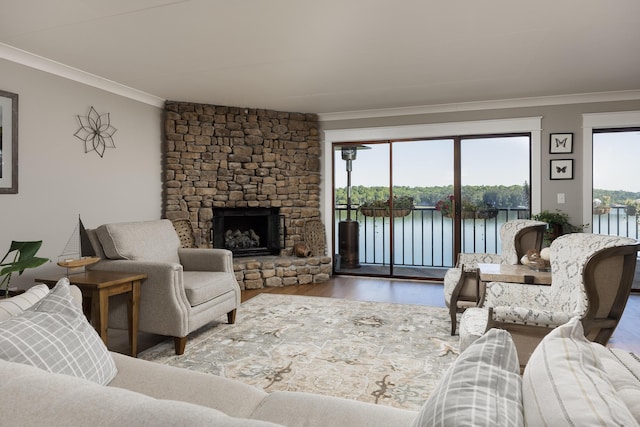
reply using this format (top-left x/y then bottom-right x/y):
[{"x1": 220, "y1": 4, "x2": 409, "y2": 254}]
[{"x1": 0, "y1": 59, "x2": 162, "y2": 288}]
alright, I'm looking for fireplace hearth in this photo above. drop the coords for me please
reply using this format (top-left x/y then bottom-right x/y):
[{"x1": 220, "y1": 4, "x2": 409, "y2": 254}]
[{"x1": 212, "y1": 207, "x2": 283, "y2": 257}]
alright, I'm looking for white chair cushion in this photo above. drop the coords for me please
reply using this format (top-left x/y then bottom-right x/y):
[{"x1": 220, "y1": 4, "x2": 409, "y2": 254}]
[{"x1": 458, "y1": 307, "x2": 488, "y2": 351}]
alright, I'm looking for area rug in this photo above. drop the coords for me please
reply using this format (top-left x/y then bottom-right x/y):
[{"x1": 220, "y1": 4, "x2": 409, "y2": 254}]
[{"x1": 138, "y1": 294, "x2": 459, "y2": 410}]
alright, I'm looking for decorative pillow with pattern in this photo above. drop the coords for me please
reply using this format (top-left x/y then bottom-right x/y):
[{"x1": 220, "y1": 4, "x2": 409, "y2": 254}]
[
  {"x1": 0, "y1": 278, "x2": 117, "y2": 385},
  {"x1": 523, "y1": 317, "x2": 639, "y2": 426},
  {"x1": 0, "y1": 284, "x2": 50, "y2": 322},
  {"x1": 411, "y1": 328, "x2": 523, "y2": 427}
]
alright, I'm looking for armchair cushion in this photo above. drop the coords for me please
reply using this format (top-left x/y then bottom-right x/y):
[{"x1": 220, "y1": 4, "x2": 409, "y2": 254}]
[
  {"x1": 183, "y1": 271, "x2": 239, "y2": 307},
  {"x1": 96, "y1": 219, "x2": 180, "y2": 263}
]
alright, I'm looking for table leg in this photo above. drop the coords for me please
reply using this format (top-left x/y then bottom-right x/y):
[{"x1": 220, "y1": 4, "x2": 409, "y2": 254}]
[
  {"x1": 91, "y1": 289, "x2": 109, "y2": 346},
  {"x1": 128, "y1": 280, "x2": 141, "y2": 357}
]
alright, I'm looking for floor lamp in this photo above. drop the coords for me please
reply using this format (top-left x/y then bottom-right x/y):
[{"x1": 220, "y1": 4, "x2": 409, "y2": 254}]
[{"x1": 337, "y1": 145, "x2": 369, "y2": 269}]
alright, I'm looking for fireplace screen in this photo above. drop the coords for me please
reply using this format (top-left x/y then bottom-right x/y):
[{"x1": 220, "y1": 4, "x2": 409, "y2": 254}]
[{"x1": 212, "y1": 207, "x2": 283, "y2": 257}]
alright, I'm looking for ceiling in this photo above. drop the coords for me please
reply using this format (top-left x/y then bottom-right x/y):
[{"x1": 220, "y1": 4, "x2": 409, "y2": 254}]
[{"x1": 2, "y1": 0, "x2": 640, "y2": 115}]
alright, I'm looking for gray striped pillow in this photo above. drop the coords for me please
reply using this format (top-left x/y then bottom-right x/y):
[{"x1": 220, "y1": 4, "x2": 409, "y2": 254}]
[
  {"x1": 0, "y1": 284, "x2": 50, "y2": 322},
  {"x1": 0, "y1": 278, "x2": 117, "y2": 385},
  {"x1": 522, "y1": 317, "x2": 638, "y2": 426},
  {"x1": 411, "y1": 328, "x2": 523, "y2": 427}
]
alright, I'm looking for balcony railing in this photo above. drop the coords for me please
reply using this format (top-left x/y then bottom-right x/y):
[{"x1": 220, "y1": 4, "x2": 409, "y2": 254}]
[
  {"x1": 334, "y1": 205, "x2": 639, "y2": 271},
  {"x1": 591, "y1": 205, "x2": 640, "y2": 239}
]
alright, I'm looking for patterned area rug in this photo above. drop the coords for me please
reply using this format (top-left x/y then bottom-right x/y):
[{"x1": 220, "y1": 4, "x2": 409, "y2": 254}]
[{"x1": 138, "y1": 294, "x2": 459, "y2": 410}]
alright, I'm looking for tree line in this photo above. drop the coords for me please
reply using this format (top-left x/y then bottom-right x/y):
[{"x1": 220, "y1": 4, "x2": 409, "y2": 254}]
[
  {"x1": 335, "y1": 184, "x2": 640, "y2": 208},
  {"x1": 335, "y1": 184, "x2": 530, "y2": 208}
]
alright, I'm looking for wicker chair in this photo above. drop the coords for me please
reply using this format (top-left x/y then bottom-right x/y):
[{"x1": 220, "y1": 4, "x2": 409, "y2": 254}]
[
  {"x1": 460, "y1": 233, "x2": 639, "y2": 367},
  {"x1": 444, "y1": 219, "x2": 547, "y2": 335}
]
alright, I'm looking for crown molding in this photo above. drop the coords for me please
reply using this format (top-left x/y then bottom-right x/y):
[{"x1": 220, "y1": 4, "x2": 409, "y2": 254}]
[
  {"x1": 0, "y1": 43, "x2": 165, "y2": 108},
  {"x1": 318, "y1": 90, "x2": 640, "y2": 122}
]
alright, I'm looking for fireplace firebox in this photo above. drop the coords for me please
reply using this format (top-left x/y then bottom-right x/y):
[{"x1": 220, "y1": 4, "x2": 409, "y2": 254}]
[{"x1": 212, "y1": 207, "x2": 283, "y2": 257}]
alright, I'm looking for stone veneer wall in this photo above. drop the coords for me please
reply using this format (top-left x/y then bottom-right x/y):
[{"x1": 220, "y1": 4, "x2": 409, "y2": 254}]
[{"x1": 162, "y1": 101, "x2": 331, "y2": 289}]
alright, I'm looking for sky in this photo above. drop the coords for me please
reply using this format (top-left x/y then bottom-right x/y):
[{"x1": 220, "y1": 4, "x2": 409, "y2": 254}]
[
  {"x1": 593, "y1": 131, "x2": 640, "y2": 193},
  {"x1": 334, "y1": 137, "x2": 530, "y2": 189}
]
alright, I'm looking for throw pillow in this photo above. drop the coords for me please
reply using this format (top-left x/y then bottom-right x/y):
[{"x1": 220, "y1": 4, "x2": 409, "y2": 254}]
[
  {"x1": 411, "y1": 328, "x2": 523, "y2": 427},
  {"x1": 0, "y1": 284, "x2": 49, "y2": 322},
  {"x1": 0, "y1": 278, "x2": 117, "y2": 385},
  {"x1": 522, "y1": 317, "x2": 639, "y2": 426}
]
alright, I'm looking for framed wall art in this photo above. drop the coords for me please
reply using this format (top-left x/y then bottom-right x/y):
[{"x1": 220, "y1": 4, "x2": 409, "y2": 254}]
[
  {"x1": 0, "y1": 90, "x2": 18, "y2": 194},
  {"x1": 550, "y1": 159, "x2": 573, "y2": 180},
  {"x1": 550, "y1": 132, "x2": 573, "y2": 154}
]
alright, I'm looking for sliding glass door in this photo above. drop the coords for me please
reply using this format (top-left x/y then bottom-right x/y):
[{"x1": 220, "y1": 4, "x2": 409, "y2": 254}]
[{"x1": 333, "y1": 134, "x2": 532, "y2": 279}]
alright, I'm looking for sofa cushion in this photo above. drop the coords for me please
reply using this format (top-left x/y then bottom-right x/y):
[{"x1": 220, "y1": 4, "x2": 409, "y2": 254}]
[
  {"x1": 109, "y1": 352, "x2": 270, "y2": 420},
  {"x1": 411, "y1": 328, "x2": 523, "y2": 427},
  {"x1": 253, "y1": 390, "x2": 418, "y2": 427},
  {"x1": 0, "y1": 284, "x2": 49, "y2": 321},
  {"x1": 594, "y1": 346, "x2": 640, "y2": 422},
  {"x1": 96, "y1": 219, "x2": 180, "y2": 263},
  {"x1": 523, "y1": 317, "x2": 639, "y2": 426},
  {"x1": 0, "y1": 358, "x2": 283, "y2": 427},
  {"x1": 0, "y1": 278, "x2": 117, "y2": 385}
]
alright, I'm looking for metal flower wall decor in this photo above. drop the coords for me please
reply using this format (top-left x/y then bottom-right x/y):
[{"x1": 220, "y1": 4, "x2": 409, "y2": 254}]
[{"x1": 74, "y1": 106, "x2": 117, "y2": 158}]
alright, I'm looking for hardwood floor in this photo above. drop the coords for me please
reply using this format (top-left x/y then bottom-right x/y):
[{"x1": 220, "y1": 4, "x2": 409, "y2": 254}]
[{"x1": 108, "y1": 275, "x2": 640, "y2": 355}]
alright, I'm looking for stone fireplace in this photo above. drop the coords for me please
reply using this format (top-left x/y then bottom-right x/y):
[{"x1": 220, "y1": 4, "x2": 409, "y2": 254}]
[{"x1": 163, "y1": 101, "x2": 331, "y2": 289}]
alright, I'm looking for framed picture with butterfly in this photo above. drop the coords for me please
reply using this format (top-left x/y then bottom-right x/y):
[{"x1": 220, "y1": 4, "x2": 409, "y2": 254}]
[
  {"x1": 550, "y1": 159, "x2": 573, "y2": 180},
  {"x1": 549, "y1": 133, "x2": 573, "y2": 154}
]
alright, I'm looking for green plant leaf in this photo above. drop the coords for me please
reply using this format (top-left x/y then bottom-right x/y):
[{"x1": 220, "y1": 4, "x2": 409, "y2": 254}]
[
  {"x1": 0, "y1": 256, "x2": 49, "y2": 276},
  {"x1": 0, "y1": 241, "x2": 49, "y2": 293}
]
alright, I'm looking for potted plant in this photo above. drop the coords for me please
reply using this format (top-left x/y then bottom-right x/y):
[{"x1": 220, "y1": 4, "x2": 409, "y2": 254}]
[
  {"x1": 435, "y1": 196, "x2": 477, "y2": 219},
  {"x1": 623, "y1": 199, "x2": 640, "y2": 217},
  {"x1": 532, "y1": 210, "x2": 587, "y2": 246},
  {"x1": 592, "y1": 195, "x2": 611, "y2": 215},
  {"x1": 359, "y1": 196, "x2": 414, "y2": 217},
  {"x1": 0, "y1": 241, "x2": 50, "y2": 297},
  {"x1": 435, "y1": 195, "x2": 455, "y2": 218}
]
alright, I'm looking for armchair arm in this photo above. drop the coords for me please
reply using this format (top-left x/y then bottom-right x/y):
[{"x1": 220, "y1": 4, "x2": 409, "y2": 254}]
[
  {"x1": 178, "y1": 248, "x2": 234, "y2": 273},
  {"x1": 483, "y1": 281, "x2": 550, "y2": 308},
  {"x1": 88, "y1": 259, "x2": 190, "y2": 337},
  {"x1": 490, "y1": 306, "x2": 575, "y2": 328}
]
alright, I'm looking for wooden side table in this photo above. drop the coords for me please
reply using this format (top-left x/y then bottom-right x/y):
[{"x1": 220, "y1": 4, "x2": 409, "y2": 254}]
[{"x1": 35, "y1": 271, "x2": 147, "y2": 357}]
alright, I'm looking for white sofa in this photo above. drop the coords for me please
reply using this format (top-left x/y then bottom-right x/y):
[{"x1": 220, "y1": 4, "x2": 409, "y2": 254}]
[{"x1": 1, "y1": 280, "x2": 640, "y2": 426}]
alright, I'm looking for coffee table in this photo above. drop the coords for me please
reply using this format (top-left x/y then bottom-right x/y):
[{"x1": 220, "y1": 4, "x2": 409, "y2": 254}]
[
  {"x1": 477, "y1": 263, "x2": 552, "y2": 285},
  {"x1": 35, "y1": 271, "x2": 147, "y2": 357}
]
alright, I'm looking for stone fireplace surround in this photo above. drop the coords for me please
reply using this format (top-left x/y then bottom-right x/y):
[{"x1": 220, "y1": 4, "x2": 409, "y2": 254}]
[{"x1": 163, "y1": 101, "x2": 331, "y2": 289}]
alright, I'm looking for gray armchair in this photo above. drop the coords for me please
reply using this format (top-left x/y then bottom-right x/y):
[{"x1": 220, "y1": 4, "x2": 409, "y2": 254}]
[{"x1": 87, "y1": 219, "x2": 241, "y2": 355}]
